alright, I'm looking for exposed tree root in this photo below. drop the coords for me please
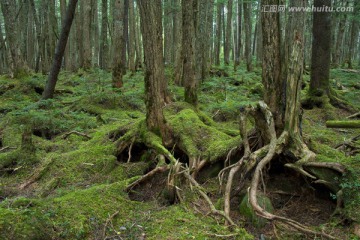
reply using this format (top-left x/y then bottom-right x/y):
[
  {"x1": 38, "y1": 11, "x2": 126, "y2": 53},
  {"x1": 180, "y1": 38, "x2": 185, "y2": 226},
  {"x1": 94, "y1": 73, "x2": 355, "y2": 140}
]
[
  {"x1": 219, "y1": 101, "x2": 340, "y2": 239},
  {"x1": 117, "y1": 102, "x2": 347, "y2": 239}
]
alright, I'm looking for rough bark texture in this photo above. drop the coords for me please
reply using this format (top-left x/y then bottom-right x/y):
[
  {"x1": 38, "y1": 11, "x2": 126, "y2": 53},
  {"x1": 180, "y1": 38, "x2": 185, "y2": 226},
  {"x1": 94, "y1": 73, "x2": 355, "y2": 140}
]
[
  {"x1": 164, "y1": 0, "x2": 173, "y2": 65},
  {"x1": 310, "y1": 0, "x2": 331, "y2": 97},
  {"x1": 261, "y1": 0, "x2": 283, "y2": 131},
  {"x1": 332, "y1": 0, "x2": 348, "y2": 67},
  {"x1": 243, "y1": 0, "x2": 252, "y2": 72},
  {"x1": 128, "y1": 0, "x2": 136, "y2": 72},
  {"x1": 99, "y1": 0, "x2": 108, "y2": 69},
  {"x1": 224, "y1": 0, "x2": 233, "y2": 65},
  {"x1": 138, "y1": 0, "x2": 171, "y2": 144},
  {"x1": 182, "y1": 0, "x2": 198, "y2": 106},
  {"x1": 173, "y1": 0, "x2": 183, "y2": 86},
  {"x1": 1, "y1": 0, "x2": 28, "y2": 77},
  {"x1": 234, "y1": 0, "x2": 242, "y2": 69},
  {"x1": 82, "y1": 0, "x2": 92, "y2": 69},
  {"x1": 112, "y1": 0, "x2": 125, "y2": 88},
  {"x1": 60, "y1": 0, "x2": 71, "y2": 70},
  {"x1": 214, "y1": 1, "x2": 222, "y2": 66},
  {"x1": 42, "y1": 0, "x2": 78, "y2": 99}
]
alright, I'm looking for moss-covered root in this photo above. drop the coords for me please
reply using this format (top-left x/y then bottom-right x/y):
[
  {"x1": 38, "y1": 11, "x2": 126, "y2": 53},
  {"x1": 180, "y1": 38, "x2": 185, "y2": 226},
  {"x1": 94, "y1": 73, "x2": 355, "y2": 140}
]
[{"x1": 326, "y1": 120, "x2": 360, "y2": 128}]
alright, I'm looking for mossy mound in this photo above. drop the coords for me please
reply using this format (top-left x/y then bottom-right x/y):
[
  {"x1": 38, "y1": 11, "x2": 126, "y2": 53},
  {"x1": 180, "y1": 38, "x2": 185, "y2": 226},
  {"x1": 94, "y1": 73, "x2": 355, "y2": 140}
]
[{"x1": 239, "y1": 193, "x2": 274, "y2": 228}]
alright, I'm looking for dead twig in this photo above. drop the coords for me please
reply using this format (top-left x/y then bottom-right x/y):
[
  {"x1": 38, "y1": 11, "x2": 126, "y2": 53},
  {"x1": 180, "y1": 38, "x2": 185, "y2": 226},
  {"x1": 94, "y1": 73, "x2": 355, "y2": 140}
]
[
  {"x1": 62, "y1": 131, "x2": 91, "y2": 140},
  {"x1": 0, "y1": 146, "x2": 17, "y2": 153},
  {"x1": 102, "y1": 210, "x2": 120, "y2": 240}
]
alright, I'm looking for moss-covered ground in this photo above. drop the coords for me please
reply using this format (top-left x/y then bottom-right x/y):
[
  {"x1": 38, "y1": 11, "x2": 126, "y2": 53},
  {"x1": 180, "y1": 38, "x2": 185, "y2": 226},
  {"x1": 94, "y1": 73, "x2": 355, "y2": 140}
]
[{"x1": 0, "y1": 64, "x2": 359, "y2": 239}]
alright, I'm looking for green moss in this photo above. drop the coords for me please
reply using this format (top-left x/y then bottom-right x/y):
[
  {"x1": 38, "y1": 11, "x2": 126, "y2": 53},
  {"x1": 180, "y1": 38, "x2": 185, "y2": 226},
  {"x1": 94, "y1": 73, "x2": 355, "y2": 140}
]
[
  {"x1": 239, "y1": 193, "x2": 274, "y2": 228},
  {"x1": 167, "y1": 108, "x2": 240, "y2": 162}
]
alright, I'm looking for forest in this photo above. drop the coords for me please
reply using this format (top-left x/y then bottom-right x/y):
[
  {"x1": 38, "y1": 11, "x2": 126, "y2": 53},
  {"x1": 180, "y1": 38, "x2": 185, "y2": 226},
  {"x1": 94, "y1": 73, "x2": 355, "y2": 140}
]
[{"x1": 0, "y1": 0, "x2": 360, "y2": 239}]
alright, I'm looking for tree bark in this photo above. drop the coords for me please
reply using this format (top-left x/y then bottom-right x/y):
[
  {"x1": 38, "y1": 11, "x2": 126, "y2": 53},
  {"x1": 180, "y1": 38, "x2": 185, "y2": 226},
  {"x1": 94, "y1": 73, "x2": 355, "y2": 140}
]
[
  {"x1": 214, "y1": 1, "x2": 222, "y2": 66},
  {"x1": 128, "y1": 0, "x2": 136, "y2": 72},
  {"x1": 234, "y1": 0, "x2": 242, "y2": 70},
  {"x1": 332, "y1": 0, "x2": 349, "y2": 67},
  {"x1": 42, "y1": 0, "x2": 78, "y2": 99},
  {"x1": 112, "y1": 0, "x2": 126, "y2": 88},
  {"x1": 164, "y1": 0, "x2": 173, "y2": 65},
  {"x1": 261, "y1": 0, "x2": 283, "y2": 131},
  {"x1": 173, "y1": 0, "x2": 183, "y2": 85},
  {"x1": 224, "y1": 0, "x2": 233, "y2": 65},
  {"x1": 326, "y1": 120, "x2": 360, "y2": 129},
  {"x1": 243, "y1": 0, "x2": 252, "y2": 72},
  {"x1": 60, "y1": 0, "x2": 72, "y2": 71},
  {"x1": 82, "y1": 0, "x2": 92, "y2": 69},
  {"x1": 91, "y1": 0, "x2": 100, "y2": 67},
  {"x1": 182, "y1": 0, "x2": 197, "y2": 106},
  {"x1": 138, "y1": 0, "x2": 171, "y2": 145},
  {"x1": 99, "y1": 0, "x2": 109, "y2": 69},
  {"x1": 309, "y1": 0, "x2": 332, "y2": 99}
]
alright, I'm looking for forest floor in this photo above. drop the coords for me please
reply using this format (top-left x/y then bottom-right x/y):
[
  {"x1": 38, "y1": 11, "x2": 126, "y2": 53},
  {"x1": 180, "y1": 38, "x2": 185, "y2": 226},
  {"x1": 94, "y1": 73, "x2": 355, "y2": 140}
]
[{"x1": 0, "y1": 64, "x2": 359, "y2": 239}]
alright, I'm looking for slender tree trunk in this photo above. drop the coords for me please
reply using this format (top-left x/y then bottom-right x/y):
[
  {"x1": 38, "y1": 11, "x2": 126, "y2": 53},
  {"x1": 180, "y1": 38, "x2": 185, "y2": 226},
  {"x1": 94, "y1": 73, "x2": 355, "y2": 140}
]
[
  {"x1": 261, "y1": 0, "x2": 283, "y2": 131},
  {"x1": 333, "y1": 0, "x2": 348, "y2": 67},
  {"x1": 234, "y1": 0, "x2": 242, "y2": 70},
  {"x1": 112, "y1": 0, "x2": 125, "y2": 88},
  {"x1": 138, "y1": 0, "x2": 171, "y2": 145},
  {"x1": 123, "y1": 0, "x2": 129, "y2": 71},
  {"x1": 42, "y1": 0, "x2": 78, "y2": 99},
  {"x1": 60, "y1": 0, "x2": 71, "y2": 70},
  {"x1": 347, "y1": 1, "x2": 359, "y2": 69},
  {"x1": 0, "y1": 18, "x2": 8, "y2": 73},
  {"x1": 173, "y1": 0, "x2": 183, "y2": 85},
  {"x1": 128, "y1": 0, "x2": 136, "y2": 72},
  {"x1": 224, "y1": 0, "x2": 233, "y2": 65},
  {"x1": 48, "y1": 0, "x2": 58, "y2": 58},
  {"x1": 29, "y1": 0, "x2": 42, "y2": 73},
  {"x1": 214, "y1": 1, "x2": 222, "y2": 66},
  {"x1": 99, "y1": 0, "x2": 108, "y2": 69},
  {"x1": 164, "y1": 0, "x2": 173, "y2": 65},
  {"x1": 205, "y1": 0, "x2": 215, "y2": 77},
  {"x1": 134, "y1": 2, "x2": 142, "y2": 70},
  {"x1": 27, "y1": 1, "x2": 35, "y2": 69},
  {"x1": 82, "y1": 0, "x2": 92, "y2": 69},
  {"x1": 243, "y1": 0, "x2": 252, "y2": 71},
  {"x1": 182, "y1": 0, "x2": 197, "y2": 106},
  {"x1": 91, "y1": 0, "x2": 99, "y2": 67},
  {"x1": 1, "y1": 0, "x2": 28, "y2": 77},
  {"x1": 309, "y1": 0, "x2": 331, "y2": 98}
]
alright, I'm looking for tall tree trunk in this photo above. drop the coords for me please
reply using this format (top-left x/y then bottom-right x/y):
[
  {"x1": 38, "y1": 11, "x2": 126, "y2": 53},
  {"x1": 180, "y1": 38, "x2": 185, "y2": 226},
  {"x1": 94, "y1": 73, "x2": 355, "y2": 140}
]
[
  {"x1": 60, "y1": 0, "x2": 72, "y2": 70},
  {"x1": 182, "y1": 0, "x2": 197, "y2": 106},
  {"x1": 164, "y1": 0, "x2": 173, "y2": 65},
  {"x1": 347, "y1": 1, "x2": 359, "y2": 69},
  {"x1": 76, "y1": 1, "x2": 84, "y2": 68},
  {"x1": 205, "y1": 0, "x2": 215, "y2": 77},
  {"x1": 0, "y1": 18, "x2": 8, "y2": 73},
  {"x1": 333, "y1": 0, "x2": 348, "y2": 67},
  {"x1": 29, "y1": 0, "x2": 42, "y2": 73},
  {"x1": 224, "y1": 0, "x2": 233, "y2": 65},
  {"x1": 48, "y1": 0, "x2": 58, "y2": 59},
  {"x1": 91, "y1": 0, "x2": 99, "y2": 67},
  {"x1": 134, "y1": 2, "x2": 142, "y2": 70},
  {"x1": 27, "y1": 1, "x2": 35, "y2": 69},
  {"x1": 82, "y1": 0, "x2": 92, "y2": 69},
  {"x1": 309, "y1": 0, "x2": 331, "y2": 99},
  {"x1": 173, "y1": 0, "x2": 183, "y2": 85},
  {"x1": 128, "y1": 0, "x2": 136, "y2": 72},
  {"x1": 243, "y1": 0, "x2": 252, "y2": 72},
  {"x1": 99, "y1": 0, "x2": 108, "y2": 69},
  {"x1": 214, "y1": 1, "x2": 222, "y2": 66},
  {"x1": 261, "y1": 0, "x2": 283, "y2": 131},
  {"x1": 1, "y1": 0, "x2": 28, "y2": 77},
  {"x1": 42, "y1": 0, "x2": 78, "y2": 99},
  {"x1": 234, "y1": 0, "x2": 242, "y2": 70},
  {"x1": 112, "y1": 0, "x2": 125, "y2": 88},
  {"x1": 123, "y1": 0, "x2": 129, "y2": 71},
  {"x1": 138, "y1": 0, "x2": 171, "y2": 145}
]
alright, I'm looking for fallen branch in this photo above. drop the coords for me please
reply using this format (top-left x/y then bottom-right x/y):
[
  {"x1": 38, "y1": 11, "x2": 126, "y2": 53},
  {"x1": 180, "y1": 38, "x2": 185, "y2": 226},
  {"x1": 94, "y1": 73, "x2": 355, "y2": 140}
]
[
  {"x1": 62, "y1": 131, "x2": 91, "y2": 140},
  {"x1": 346, "y1": 112, "x2": 360, "y2": 119},
  {"x1": 0, "y1": 146, "x2": 17, "y2": 153},
  {"x1": 326, "y1": 120, "x2": 360, "y2": 128},
  {"x1": 19, "y1": 158, "x2": 53, "y2": 189},
  {"x1": 125, "y1": 165, "x2": 169, "y2": 192}
]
